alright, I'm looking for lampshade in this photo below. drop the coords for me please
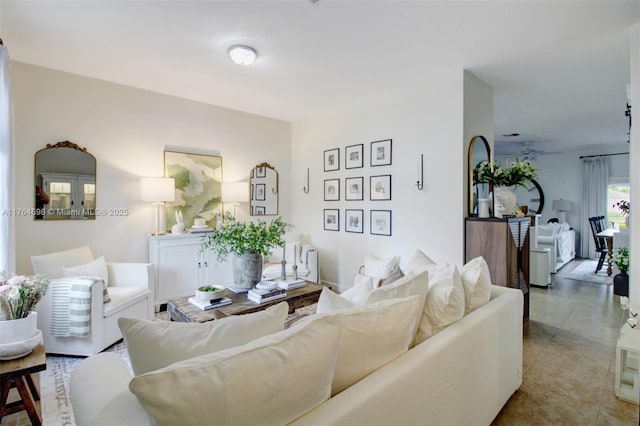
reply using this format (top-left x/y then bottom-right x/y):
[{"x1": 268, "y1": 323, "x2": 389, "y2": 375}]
[
  {"x1": 222, "y1": 182, "x2": 249, "y2": 203},
  {"x1": 552, "y1": 199, "x2": 571, "y2": 211},
  {"x1": 228, "y1": 45, "x2": 257, "y2": 66},
  {"x1": 140, "y1": 178, "x2": 175, "y2": 202}
]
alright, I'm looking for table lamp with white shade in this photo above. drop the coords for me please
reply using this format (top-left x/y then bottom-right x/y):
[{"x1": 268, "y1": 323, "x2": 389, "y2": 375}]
[
  {"x1": 222, "y1": 181, "x2": 249, "y2": 218},
  {"x1": 140, "y1": 177, "x2": 175, "y2": 235},
  {"x1": 552, "y1": 199, "x2": 571, "y2": 224}
]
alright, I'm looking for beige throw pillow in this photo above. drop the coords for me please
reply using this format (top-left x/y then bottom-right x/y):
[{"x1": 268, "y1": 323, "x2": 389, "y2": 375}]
[
  {"x1": 363, "y1": 254, "x2": 400, "y2": 286},
  {"x1": 119, "y1": 302, "x2": 289, "y2": 375},
  {"x1": 403, "y1": 249, "x2": 436, "y2": 276},
  {"x1": 62, "y1": 256, "x2": 109, "y2": 286},
  {"x1": 460, "y1": 256, "x2": 493, "y2": 313},
  {"x1": 130, "y1": 314, "x2": 342, "y2": 426}
]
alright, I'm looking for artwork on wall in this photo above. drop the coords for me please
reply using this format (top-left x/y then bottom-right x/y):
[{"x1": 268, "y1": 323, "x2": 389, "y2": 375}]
[
  {"x1": 324, "y1": 148, "x2": 340, "y2": 172},
  {"x1": 164, "y1": 150, "x2": 222, "y2": 229},
  {"x1": 255, "y1": 183, "x2": 266, "y2": 201},
  {"x1": 370, "y1": 139, "x2": 392, "y2": 167},
  {"x1": 345, "y1": 177, "x2": 364, "y2": 201},
  {"x1": 370, "y1": 175, "x2": 391, "y2": 201},
  {"x1": 345, "y1": 209, "x2": 364, "y2": 233},
  {"x1": 370, "y1": 210, "x2": 392, "y2": 236},
  {"x1": 324, "y1": 209, "x2": 340, "y2": 231},
  {"x1": 324, "y1": 179, "x2": 340, "y2": 201},
  {"x1": 345, "y1": 143, "x2": 364, "y2": 169}
]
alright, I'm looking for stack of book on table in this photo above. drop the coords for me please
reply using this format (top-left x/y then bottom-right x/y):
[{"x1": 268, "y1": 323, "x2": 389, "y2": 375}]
[
  {"x1": 276, "y1": 278, "x2": 306, "y2": 290},
  {"x1": 188, "y1": 296, "x2": 232, "y2": 311},
  {"x1": 248, "y1": 287, "x2": 287, "y2": 304}
]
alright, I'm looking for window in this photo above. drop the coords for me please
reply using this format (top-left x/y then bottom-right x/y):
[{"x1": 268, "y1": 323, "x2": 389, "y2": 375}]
[{"x1": 607, "y1": 184, "x2": 630, "y2": 229}]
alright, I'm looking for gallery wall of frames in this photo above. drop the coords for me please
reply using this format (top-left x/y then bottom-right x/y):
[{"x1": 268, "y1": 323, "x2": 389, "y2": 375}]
[{"x1": 322, "y1": 139, "x2": 392, "y2": 236}]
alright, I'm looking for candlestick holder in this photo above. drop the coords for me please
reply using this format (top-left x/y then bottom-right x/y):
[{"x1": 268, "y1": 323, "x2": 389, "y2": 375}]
[{"x1": 281, "y1": 260, "x2": 287, "y2": 280}]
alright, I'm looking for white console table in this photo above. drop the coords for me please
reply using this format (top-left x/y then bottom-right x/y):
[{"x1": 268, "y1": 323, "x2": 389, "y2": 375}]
[
  {"x1": 149, "y1": 233, "x2": 233, "y2": 308},
  {"x1": 615, "y1": 321, "x2": 640, "y2": 404}
]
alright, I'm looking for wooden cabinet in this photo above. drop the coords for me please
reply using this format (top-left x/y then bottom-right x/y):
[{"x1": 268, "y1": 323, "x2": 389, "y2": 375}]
[
  {"x1": 149, "y1": 234, "x2": 232, "y2": 308},
  {"x1": 465, "y1": 217, "x2": 530, "y2": 320}
]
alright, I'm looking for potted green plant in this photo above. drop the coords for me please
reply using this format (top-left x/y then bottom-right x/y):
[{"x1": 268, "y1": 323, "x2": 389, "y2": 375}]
[
  {"x1": 201, "y1": 216, "x2": 287, "y2": 290},
  {"x1": 613, "y1": 247, "x2": 629, "y2": 297},
  {"x1": 613, "y1": 200, "x2": 630, "y2": 228}
]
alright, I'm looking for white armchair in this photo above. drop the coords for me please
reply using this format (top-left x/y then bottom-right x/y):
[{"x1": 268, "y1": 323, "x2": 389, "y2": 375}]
[
  {"x1": 31, "y1": 246, "x2": 153, "y2": 356},
  {"x1": 262, "y1": 234, "x2": 320, "y2": 284}
]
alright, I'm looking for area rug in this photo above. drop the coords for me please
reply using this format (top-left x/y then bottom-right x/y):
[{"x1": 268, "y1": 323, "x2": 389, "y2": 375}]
[
  {"x1": 558, "y1": 259, "x2": 613, "y2": 285},
  {"x1": 38, "y1": 304, "x2": 318, "y2": 425}
]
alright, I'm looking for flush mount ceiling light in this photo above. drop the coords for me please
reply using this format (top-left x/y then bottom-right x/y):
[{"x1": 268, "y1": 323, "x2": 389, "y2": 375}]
[{"x1": 228, "y1": 45, "x2": 257, "y2": 66}]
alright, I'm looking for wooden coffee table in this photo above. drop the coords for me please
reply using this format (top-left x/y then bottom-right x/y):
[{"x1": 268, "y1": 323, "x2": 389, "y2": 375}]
[{"x1": 167, "y1": 282, "x2": 324, "y2": 323}]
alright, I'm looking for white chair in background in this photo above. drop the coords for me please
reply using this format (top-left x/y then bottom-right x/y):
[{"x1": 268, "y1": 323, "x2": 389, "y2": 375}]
[{"x1": 31, "y1": 246, "x2": 153, "y2": 356}]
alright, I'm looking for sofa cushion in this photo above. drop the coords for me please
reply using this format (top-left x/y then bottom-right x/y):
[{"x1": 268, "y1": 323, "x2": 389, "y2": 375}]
[
  {"x1": 403, "y1": 249, "x2": 436, "y2": 276},
  {"x1": 363, "y1": 254, "x2": 400, "y2": 286},
  {"x1": 460, "y1": 256, "x2": 492, "y2": 314},
  {"x1": 414, "y1": 264, "x2": 465, "y2": 345},
  {"x1": 339, "y1": 274, "x2": 378, "y2": 305},
  {"x1": 366, "y1": 270, "x2": 429, "y2": 306},
  {"x1": 31, "y1": 246, "x2": 95, "y2": 279},
  {"x1": 103, "y1": 287, "x2": 149, "y2": 317},
  {"x1": 317, "y1": 287, "x2": 356, "y2": 312},
  {"x1": 129, "y1": 314, "x2": 341, "y2": 426},
  {"x1": 119, "y1": 301, "x2": 289, "y2": 375},
  {"x1": 303, "y1": 295, "x2": 424, "y2": 396},
  {"x1": 61, "y1": 255, "x2": 109, "y2": 287}
]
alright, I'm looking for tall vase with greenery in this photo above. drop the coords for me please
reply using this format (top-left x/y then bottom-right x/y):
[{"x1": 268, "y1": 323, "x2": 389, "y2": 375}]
[
  {"x1": 474, "y1": 158, "x2": 538, "y2": 217},
  {"x1": 201, "y1": 216, "x2": 287, "y2": 290},
  {"x1": 613, "y1": 247, "x2": 629, "y2": 297}
]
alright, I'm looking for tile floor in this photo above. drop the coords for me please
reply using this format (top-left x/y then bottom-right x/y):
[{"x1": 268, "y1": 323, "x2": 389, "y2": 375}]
[
  {"x1": 2, "y1": 259, "x2": 638, "y2": 425},
  {"x1": 494, "y1": 259, "x2": 639, "y2": 425}
]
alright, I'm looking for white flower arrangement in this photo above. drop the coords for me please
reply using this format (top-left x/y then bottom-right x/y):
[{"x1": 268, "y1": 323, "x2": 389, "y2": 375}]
[
  {"x1": 0, "y1": 272, "x2": 49, "y2": 320},
  {"x1": 474, "y1": 158, "x2": 537, "y2": 187}
]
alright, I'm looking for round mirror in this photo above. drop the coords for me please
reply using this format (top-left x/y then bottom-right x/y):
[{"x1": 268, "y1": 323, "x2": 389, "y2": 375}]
[
  {"x1": 34, "y1": 141, "x2": 96, "y2": 220},
  {"x1": 468, "y1": 135, "x2": 491, "y2": 216},
  {"x1": 514, "y1": 179, "x2": 545, "y2": 215}
]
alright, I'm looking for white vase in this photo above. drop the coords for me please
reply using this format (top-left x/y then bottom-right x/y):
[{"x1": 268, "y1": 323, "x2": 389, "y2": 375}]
[
  {"x1": 494, "y1": 186, "x2": 517, "y2": 217},
  {"x1": 0, "y1": 311, "x2": 41, "y2": 360}
]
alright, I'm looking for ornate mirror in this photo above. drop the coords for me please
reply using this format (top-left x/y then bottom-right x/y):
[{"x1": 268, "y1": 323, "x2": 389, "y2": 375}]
[
  {"x1": 514, "y1": 179, "x2": 545, "y2": 215},
  {"x1": 250, "y1": 162, "x2": 278, "y2": 216},
  {"x1": 468, "y1": 135, "x2": 491, "y2": 216},
  {"x1": 34, "y1": 141, "x2": 96, "y2": 220}
]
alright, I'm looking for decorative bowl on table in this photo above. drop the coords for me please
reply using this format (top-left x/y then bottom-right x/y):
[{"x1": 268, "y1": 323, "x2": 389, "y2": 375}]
[{"x1": 196, "y1": 285, "x2": 226, "y2": 301}]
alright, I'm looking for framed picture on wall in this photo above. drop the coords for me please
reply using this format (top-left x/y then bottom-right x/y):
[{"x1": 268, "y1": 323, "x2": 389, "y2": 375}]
[
  {"x1": 370, "y1": 175, "x2": 391, "y2": 201},
  {"x1": 370, "y1": 210, "x2": 392, "y2": 236},
  {"x1": 345, "y1": 144, "x2": 364, "y2": 169},
  {"x1": 345, "y1": 209, "x2": 364, "y2": 233},
  {"x1": 370, "y1": 139, "x2": 392, "y2": 166},
  {"x1": 324, "y1": 209, "x2": 340, "y2": 231},
  {"x1": 256, "y1": 184, "x2": 266, "y2": 201},
  {"x1": 256, "y1": 166, "x2": 266, "y2": 178},
  {"x1": 324, "y1": 179, "x2": 340, "y2": 201},
  {"x1": 324, "y1": 148, "x2": 340, "y2": 172},
  {"x1": 345, "y1": 177, "x2": 364, "y2": 201}
]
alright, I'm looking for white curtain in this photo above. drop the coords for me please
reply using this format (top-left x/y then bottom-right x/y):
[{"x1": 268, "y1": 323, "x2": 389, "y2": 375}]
[
  {"x1": 0, "y1": 43, "x2": 15, "y2": 273},
  {"x1": 580, "y1": 157, "x2": 609, "y2": 259}
]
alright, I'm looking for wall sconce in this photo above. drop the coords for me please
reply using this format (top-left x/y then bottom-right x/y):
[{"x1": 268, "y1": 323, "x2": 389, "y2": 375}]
[
  {"x1": 222, "y1": 181, "x2": 249, "y2": 218},
  {"x1": 303, "y1": 168, "x2": 310, "y2": 193},
  {"x1": 416, "y1": 154, "x2": 424, "y2": 190},
  {"x1": 552, "y1": 199, "x2": 571, "y2": 223},
  {"x1": 140, "y1": 177, "x2": 175, "y2": 236}
]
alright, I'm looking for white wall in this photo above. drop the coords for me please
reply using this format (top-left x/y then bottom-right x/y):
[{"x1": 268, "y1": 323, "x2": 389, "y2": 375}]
[
  {"x1": 496, "y1": 143, "x2": 629, "y2": 256},
  {"x1": 629, "y1": 23, "x2": 639, "y2": 308},
  {"x1": 12, "y1": 62, "x2": 291, "y2": 274},
  {"x1": 290, "y1": 70, "x2": 468, "y2": 291}
]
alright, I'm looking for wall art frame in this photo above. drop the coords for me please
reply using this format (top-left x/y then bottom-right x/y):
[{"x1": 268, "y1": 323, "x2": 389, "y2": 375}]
[
  {"x1": 324, "y1": 178, "x2": 340, "y2": 201},
  {"x1": 324, "y1": 209, "x2": 340, "y2": 231},
  {"x1": 345, "y1": 209, "x2": 364, "y2": 233},
  {"x1": 370, "y1": 210, "x2": 392, "y2": 236},
  {"x1": 345, "y1": 176, "x2": 364, "y2": 201},
  {"x1": 324, "y1": 148, "x2": 340, "y2": 172},
  {"x1": 255, "y1": 183, "x2": 266, "y2": 201},
  {"x1": 370, "y1": 174, "x2": 391, "y2": 201},
  {"x1": 164, "y1": 150, "x2": 223, "y2": 230},
  {"x1": 345, "y1": 143, "x2": 364, "y2": 169},
  {"x1": 370, "y1": 139, "x2": 392, "y2": 166}
]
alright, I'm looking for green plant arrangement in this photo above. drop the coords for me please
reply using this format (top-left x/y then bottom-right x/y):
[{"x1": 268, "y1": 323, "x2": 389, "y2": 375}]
[
  {"x1": 613, "y1": 200, "x2": 630, "y2": 216},
  {"x1": 0, "y1": 272, "x2": 49, "y2": 320},
  {"x1": 614, "y1": 247, "x2": 629, "y2": 273},
  {"x1": 474, "y1": 158, "x2": 538, "y2": 187},
  {"x1": 201, "y1": 216, "x2": 288, "y2": 262}
]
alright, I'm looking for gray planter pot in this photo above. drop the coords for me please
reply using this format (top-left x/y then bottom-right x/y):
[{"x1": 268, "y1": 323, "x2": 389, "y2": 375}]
[{"x1": 232, "y1": 252, "x2": 263, "y2": 290}]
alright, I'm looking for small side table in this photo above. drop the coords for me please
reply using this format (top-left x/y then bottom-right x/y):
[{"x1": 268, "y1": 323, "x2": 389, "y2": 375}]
[
  {"x1": 615, "y1": 322, "x2": 640, "y2": 404},
  {"x1": 0, "y1": 339, "x2": 46, "y2": 425},
  {"x1": 530, "y1": 247, "x2": 551, "y2": 287}
]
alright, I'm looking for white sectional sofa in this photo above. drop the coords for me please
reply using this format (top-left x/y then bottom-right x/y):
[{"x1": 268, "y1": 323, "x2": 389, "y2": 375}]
[{"x1": 70, "y1": 285, "x2": 522, "y2": 425}]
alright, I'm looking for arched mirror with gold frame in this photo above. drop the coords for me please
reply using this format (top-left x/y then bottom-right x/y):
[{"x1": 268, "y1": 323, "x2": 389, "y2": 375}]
[
  {"x1": 34, "y1": 141, "x2": 96, "y2": 220},
  {"x1": 250, "y1": 162, "x2": 278, "y2": 216},
  {"x1": 468, "y1": 135, "x2": 491, "y2": 217}
]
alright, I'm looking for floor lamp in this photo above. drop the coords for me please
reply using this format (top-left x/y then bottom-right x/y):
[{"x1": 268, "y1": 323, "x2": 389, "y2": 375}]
[
  {"x1": 140, "y1": 177, "x2": 175, "y2": 235},
  {"x1": 552, "y1": 199, "x2": 571, "y2": 224},
  {"x1": 222, "y1": 181, "x2": 249, "y2": 219}
]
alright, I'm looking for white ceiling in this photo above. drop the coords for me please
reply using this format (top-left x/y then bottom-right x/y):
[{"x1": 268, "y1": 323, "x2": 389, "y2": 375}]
[{"x1": 1, "y1": 1, "x2": 638, "y2": 156}]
